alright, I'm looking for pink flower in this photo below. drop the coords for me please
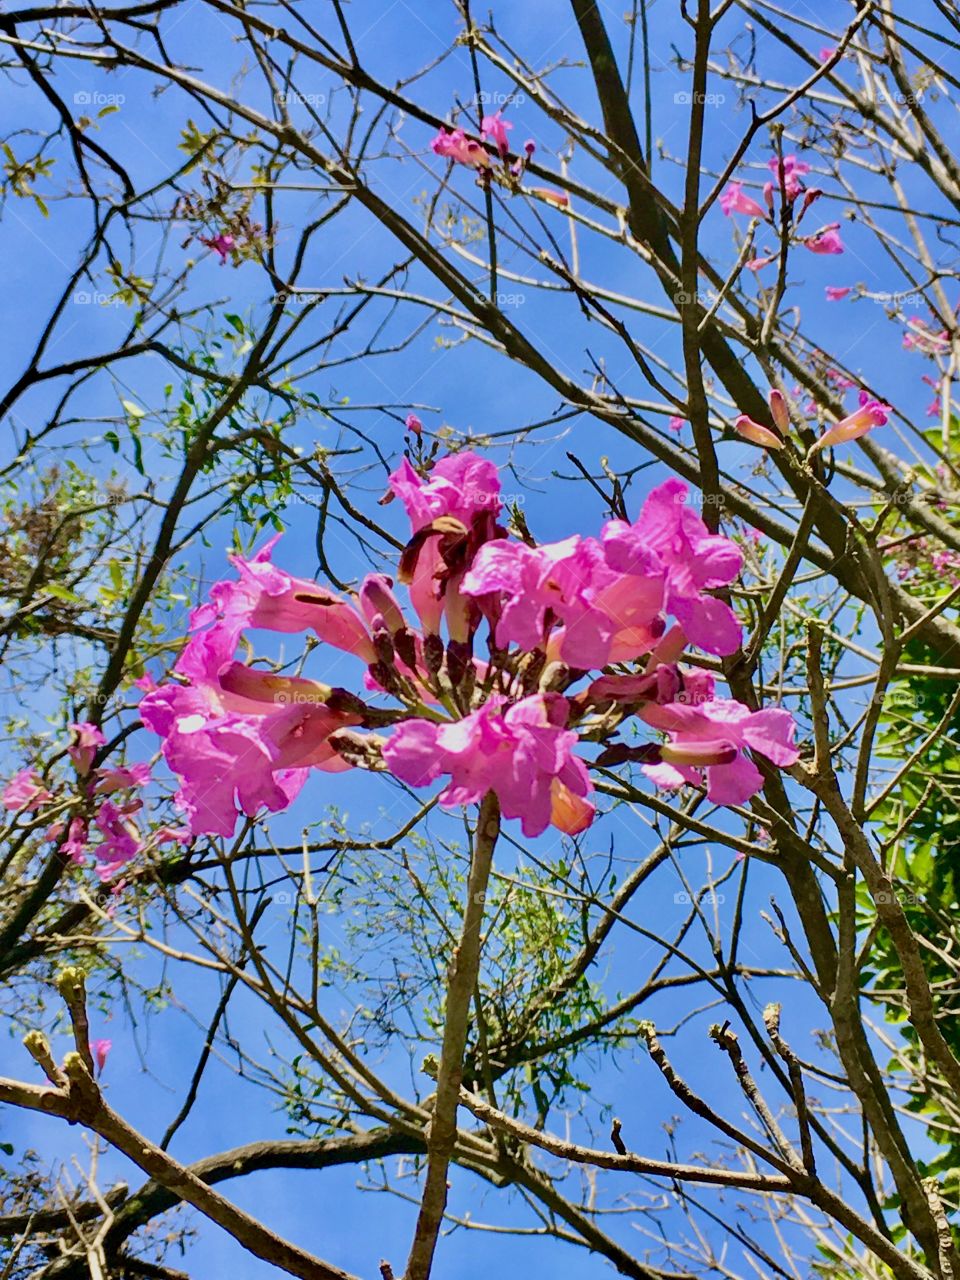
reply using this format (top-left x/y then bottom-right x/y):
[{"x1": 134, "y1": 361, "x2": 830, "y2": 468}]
[
  {"x1": 768, "y1": 154, "x2": 810, "y2": 202},
  {"x1": 90, "y1": 1039, "x2": 112, "y2": 1074},
  {"x1": 431, "y1": 127, "x2": 491, "y2": 169},
  {"x1": 69, "y1": 723, "x2": 105, "y2": 775},
  {"x1": 462, "y1": 534, "x2": 664, "y2": 669},
  {"x1": 733, "y1": 415, "x2": 785, "y2": 450},
  {"x1": 63, "y1": 816, "x2": 88, "y2": 865},
  {"x1": 93, "y1": 763, "x2": 152, "y2": 794},
  {"x1": 405, "y1": 413, "x2": 423, "y2": 436},
  {"x1": 746, "y1": 254, "x2": 776, "y2": 272},
  {"x1": 199, "y1": 233, "x2": 235, "y2": 263},
  {"x1": 768, "y1": 389, "x2": 790, "y2": 434},
  {"x1": 481, "y1": 110, "x2": 512, "y2": 157},
  {"x1": 639, "y1": 697, "x2": 799, "y2": 805},
  {"x1": 720, "y1": 181, "x2": 767, "y2": 219},
  {"x1": 602, "y1": 479, "x2": 743, "y2": 656},
  {"x1": 389, "y1": 453, "x2": 501, "y2": 532},
  {"x1": 2, "y1": 768, "x2": 51, "y2": 811},
  {"x1": 818, "y1": 46, "x2": 837, "y2": 63},
  {"x1": 804, "y1": 223, "x2": 844, "y2": 255},
  {"x1": 180, "y1": 537, "x2": 375, "y2": 673},
  {"x1": 668, "y1": 416, "x2": 685, "y2": 433},
  {"x1": 810, "y1": 390, "x2": 891, "y2": 452},
  {"x1": 93, "y1": 800, "x2": 142, "y2": 879},
  {"x1": 825, "y1": 285, "x2": 851, "y2": 301},
  {"x1": 140, "y1": 669, "x2": 359, "y2": 836},
  {"x1": 389, "y1": 453, "x2": 503, "y2": 636},
  {"x1": 383, "y1": 693, "x2": 594, "y2": 838}
]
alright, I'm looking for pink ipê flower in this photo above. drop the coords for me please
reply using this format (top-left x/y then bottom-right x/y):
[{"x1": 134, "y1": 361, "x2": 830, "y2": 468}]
[
  {"x1": 383, "y1": 693, "x2": 595, "y2": 838},
  {"x1": 810, "y1": 390, "x2": 891, "y2": 453},
  {"x1": 818, "y1": 46, "x2": 837, "y2": 63},
  {"x1": 2, "y1": 768, "x2": 52, "y2": 811},
  {"x1": 431, "y1": 127, "x2": 491, "y2": 169},
  {"x1": 720, "y1": 181, "x2": 767, "y2": 220},
  {"x1": 826, "y1": 285, "x2": 851, "y2": 301},
  {"x1": 404, "y1": 413, "x2": 423, "y2": 437},
  {"x1": 733, "y1": 414, "x2": 785, "y2": 450},
  {"x1": 481, "y1": 110, "x2": 512, "y2": 157},
  {"x1": 199, "y1": 233, "x2": 235, "y2": 264},
  {"x1": 639, "y1": 697, "x2": 799, "y2": 806},
  {"x1": 68, "y1": 723, "x2": 106, "y2": 775},
  {"x1": 804, "y1": 223, "x2": 844, "y2": 255},
  {"x1": 768, "y1": 154, "x2": 810, "y2": 203},
  {"x1": 90, "y1": 1038, "x2": 112, "y2": 1074},
  {"x1": 668, "y1": 416, "x2": 685, "y2": 433}
]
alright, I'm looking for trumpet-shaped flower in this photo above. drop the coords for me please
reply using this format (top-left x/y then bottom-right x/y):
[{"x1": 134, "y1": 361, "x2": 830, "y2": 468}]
[
  {"x1": 602, "y1": 479, "x2": 743, "y2": 656},
  {"x1": 733, "y1": 414, "x2": 785, "y2": 450},
  {"x1": 804, "y1": 223, "x2": 844, "y2": 255},
  {"x1": 431, "y1": 127, "x2": 491, "y2": 169},
  {"x1": 2, "y1": 768, "x2": 52, "y2": 811},
  {"x1": 810, "y1": 390, "x2": 891, "y2": 453},
  {"x1": 481, "y1": 110, "x2": 512, "y2": 157},
  {"x1": 383, "y1": 693, "x2": 595, "y2": 838},
  {"x1": 768, "y1": 154, "x2": 810, "y2": 202},
  {"x1": 639, "y1": 697, "x2": 799, "y2": 805},
  {"x1": 720, "y1": 181, "x2": 767, "y2": 219},
  {"x1": 69, "y1": 723, "x2": 105, "y2": 775}
]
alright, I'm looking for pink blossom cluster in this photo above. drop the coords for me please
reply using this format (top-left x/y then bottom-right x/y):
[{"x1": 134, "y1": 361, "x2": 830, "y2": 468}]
[
  {"x1": 720, "y1": 153, "x2": 845, "y2": 269},
  {"x1": 137, "y1": 452, "x2": 800, "y2": 838},
  {"x1": 2, "y1": 723, "x2": 185, "y2": 881},
  {"x1": 431, "y1": 114, "x2": 567, "y2": 206}
]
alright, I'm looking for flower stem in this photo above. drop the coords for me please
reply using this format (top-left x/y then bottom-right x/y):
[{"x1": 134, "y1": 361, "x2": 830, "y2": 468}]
[{"x1": 403, "y1": 791, "x2": 500, "y2": 1280}]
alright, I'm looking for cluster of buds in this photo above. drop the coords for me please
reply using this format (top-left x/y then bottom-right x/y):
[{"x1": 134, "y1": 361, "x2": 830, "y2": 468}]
[{"x1": 136, "y1": 451, "x2": 799, "y2": 840}]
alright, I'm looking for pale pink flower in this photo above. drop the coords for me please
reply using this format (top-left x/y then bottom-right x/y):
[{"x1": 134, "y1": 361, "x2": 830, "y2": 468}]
[
  {"x1": 825, "y1": 285, "x2": 851, "y2": 301},
  {"x1": 810, "y1": 390, "x2": 891, "y2": 452},
  {"x1": 383, "y1": 693, "x2": 594, "y2": 838},
  {"x1": 720, "y1": 181, "x2": 767, "y2": 219},
  {"x1": 2, "y1": 768, "x2": 51, "y2": 811},
  {"x1": 481, "y1": 110, "x2": 512, "y2": 157},
  {"x1": 746, "y1": 254, "x2": 776, "y2": 272},
  {"x1": 431, "y1": 127, "x2": 491, "y2": 169},
  {"x1": 818, "y1": 46, "x2": 837, "y2": 63},
  {"x1": 733, "y1": 415, "x2": 785, "y2": 450},
  {"x1": 93, "y1": 763, "x2": 151, "y2": 794}
]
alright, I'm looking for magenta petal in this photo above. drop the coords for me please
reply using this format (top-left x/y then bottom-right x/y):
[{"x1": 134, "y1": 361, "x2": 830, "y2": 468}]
[
  {"x1": 383, "y1": 720, "x2": 444, "y2": 786},
  {"x1": 704, "y1": 753, "x2": 765, "y2": 806}
]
